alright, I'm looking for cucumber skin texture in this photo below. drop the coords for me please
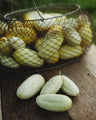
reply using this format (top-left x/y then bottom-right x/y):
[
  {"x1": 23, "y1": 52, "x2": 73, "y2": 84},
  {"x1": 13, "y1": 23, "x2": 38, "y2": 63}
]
[
  {"x1": 16, "y1": 74, "x2": 45, "y2": 99},
  {"x1": 36, "y1": 94, "x2": 72, "y2": 112},
  {"x1": 40, "y1": 75, "x2": 62, "y2": 95}
]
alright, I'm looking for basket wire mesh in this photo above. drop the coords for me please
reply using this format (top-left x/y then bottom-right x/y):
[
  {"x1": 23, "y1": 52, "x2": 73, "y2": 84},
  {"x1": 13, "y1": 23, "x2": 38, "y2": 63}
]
[{"x1": 0, "y1": 0, "x2": 94, "y2": 72}]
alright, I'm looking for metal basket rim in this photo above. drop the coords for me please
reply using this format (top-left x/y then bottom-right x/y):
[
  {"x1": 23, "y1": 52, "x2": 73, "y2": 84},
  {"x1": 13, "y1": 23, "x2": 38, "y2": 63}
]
[
  {"x1": 4, "y1": 3, "x2": 80, "y2": 22},
  {"x1": 0, "y1": 54, "x2": 84, "y2": 73}
]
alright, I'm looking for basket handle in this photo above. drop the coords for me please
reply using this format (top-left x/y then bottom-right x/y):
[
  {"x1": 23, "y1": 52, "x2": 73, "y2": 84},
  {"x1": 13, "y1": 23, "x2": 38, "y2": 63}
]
[
  {"x1": 32, "y1": 0, "x2": 76, "y2": 21},
  {"x1": 32, "y1": 0, "x2": 44, "y2": 21},
  {"x1": 70, "y1": 0, "x2": 76, "y2": 5}
]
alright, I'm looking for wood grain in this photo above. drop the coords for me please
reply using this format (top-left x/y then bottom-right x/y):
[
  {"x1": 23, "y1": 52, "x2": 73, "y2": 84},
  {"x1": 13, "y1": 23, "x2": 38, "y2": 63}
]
[
  {"x1": 0, "y1": 92, "x2": 2, "y2": 120},
  {"x1": 59, "y1": 45, "x2": 96, "y2": 120},
  {"x1": 0, "y1": 45, "x2": 96, "y2": 120}
]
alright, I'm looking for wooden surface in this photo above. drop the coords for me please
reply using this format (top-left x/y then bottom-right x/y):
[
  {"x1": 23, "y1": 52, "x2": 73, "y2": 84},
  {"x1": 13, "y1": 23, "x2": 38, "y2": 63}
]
[
  {"x1": 0, "y1": 45, "x2": 96, "y2": 120},
  {"x1": 0, "y1": 92, "x2": 2, "y2": 120}
]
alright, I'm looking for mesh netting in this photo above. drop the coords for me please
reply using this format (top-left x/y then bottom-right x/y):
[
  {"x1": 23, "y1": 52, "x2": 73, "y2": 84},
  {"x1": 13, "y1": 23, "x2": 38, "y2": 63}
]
[{"x1": 0, "y1": 3, "x2": 94, "y2": 72}]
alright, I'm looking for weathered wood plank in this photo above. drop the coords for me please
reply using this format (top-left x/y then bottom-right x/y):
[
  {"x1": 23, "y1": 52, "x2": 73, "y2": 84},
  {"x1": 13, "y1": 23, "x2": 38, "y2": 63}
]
[
  {"x1": 0, "y1": 92, "x2": 2, "y2": 120},
  {"x1": 0, "y1": 45, "x2": 96, "y2": 120},
  {"x1": 68, "y1": 45, "x2": 96, "y2": 120}
]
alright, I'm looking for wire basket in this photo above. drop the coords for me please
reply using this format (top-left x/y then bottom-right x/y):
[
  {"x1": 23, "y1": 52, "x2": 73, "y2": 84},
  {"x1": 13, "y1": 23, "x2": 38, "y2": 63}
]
[{"x1": 0, "y1": 0, "x2": 94, "y2": 72}]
